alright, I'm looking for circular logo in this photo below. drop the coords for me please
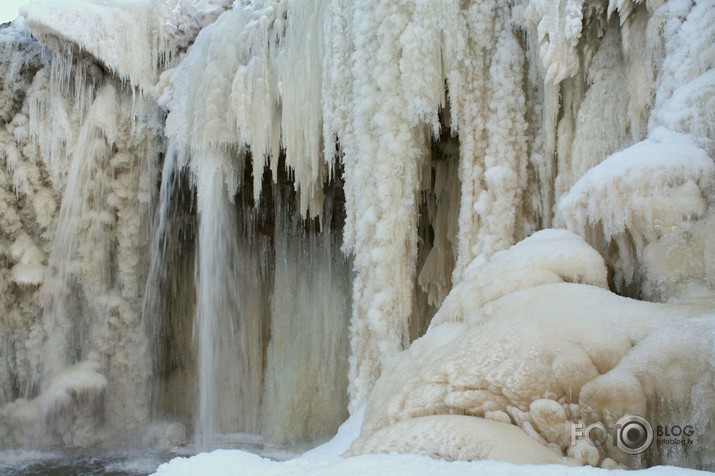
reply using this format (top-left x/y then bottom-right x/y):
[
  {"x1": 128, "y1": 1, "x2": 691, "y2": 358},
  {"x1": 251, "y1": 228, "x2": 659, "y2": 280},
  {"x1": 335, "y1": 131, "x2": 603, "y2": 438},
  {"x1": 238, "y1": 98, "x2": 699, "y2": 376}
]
[{"x1": 616, "y1": 414, "x2": 653, "y2": 455}]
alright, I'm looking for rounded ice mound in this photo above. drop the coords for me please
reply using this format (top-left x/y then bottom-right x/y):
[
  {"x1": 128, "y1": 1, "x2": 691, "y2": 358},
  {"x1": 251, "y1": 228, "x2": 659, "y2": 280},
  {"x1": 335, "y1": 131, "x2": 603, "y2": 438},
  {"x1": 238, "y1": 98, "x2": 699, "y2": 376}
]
[
  {"x1": 430, "y1": 228, "x2": 608, "y2": 327},
  {"x1": 351, "y1": 232, "x2": 714, "y2": 470},
  {"x1": 346, "y1": 414, "x2": 577, "y2": 465}
]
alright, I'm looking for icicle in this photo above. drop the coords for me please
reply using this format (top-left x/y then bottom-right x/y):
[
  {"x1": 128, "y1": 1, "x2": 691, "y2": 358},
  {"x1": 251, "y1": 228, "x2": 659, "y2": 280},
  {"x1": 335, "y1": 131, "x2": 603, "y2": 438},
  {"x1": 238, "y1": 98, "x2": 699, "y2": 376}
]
[
  {"x1": 167, "y1": 0, "x2": 333, "y2": 218},
  {"x1": 524, "y1": 0, "x2": 585, "y2": 85},
  {"x1": 342, "y1": 0, "x2": 435, "y2": 412},
  {"x1": 321, "y1": 0, "x2": 354, "y2": 182},
  {"x1": 278, "y1": 0, "x2": 328, "y2": 217},
  {"x1": 444, "y1": 0, "x2": 497, "y2": 282},
  {"x1": 468, "y1": 19, "x2": 529, "y2": 267}
]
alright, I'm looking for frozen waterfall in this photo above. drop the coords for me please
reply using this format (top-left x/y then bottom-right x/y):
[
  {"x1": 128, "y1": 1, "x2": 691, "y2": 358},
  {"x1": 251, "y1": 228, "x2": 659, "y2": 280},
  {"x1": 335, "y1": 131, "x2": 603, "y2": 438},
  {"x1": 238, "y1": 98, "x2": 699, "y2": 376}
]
[{"x1": 0, "y1": 0, "x2": 713, "y2": 472}]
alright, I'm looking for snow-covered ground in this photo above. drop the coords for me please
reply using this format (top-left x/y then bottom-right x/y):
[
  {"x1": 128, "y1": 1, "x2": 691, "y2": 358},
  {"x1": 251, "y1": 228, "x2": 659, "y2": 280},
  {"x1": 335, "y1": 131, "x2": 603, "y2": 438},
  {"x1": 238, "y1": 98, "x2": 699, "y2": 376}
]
[
  {"x1": 153, "y1": 452, "x2": 711, "y2": 476},
  {"x1": 152, "y1": 411, "x2": 708, "y2": 475}
]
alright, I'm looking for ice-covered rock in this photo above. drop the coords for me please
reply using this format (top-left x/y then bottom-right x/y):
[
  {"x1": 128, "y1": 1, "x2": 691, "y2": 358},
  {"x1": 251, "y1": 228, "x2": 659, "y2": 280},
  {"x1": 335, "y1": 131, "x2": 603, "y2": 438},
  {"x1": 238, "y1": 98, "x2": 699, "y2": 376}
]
[
  {"x1": 353, "y1": 233, "x2": 714, "y2": 469},
  {"x1": 347, "y1": 415, "x2": 577, "y2": 465}
]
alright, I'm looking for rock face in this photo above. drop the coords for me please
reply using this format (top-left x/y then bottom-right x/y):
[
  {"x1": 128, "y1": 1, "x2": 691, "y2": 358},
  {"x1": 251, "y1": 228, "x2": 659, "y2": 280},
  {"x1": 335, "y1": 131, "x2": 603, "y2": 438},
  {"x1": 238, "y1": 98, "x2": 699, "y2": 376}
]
[
  {"x1": 0, "y1": 24, "x2": 41, "y2": 124},
  {"x1": 0, "y1": 0, "x2": 712, "y2": 470}
]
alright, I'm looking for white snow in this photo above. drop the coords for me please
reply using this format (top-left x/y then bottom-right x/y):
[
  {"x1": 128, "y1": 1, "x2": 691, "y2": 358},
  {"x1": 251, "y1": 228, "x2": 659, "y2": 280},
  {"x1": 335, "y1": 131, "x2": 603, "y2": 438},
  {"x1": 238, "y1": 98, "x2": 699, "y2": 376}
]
[
  {"x1": 347, "y1": 415, "x2": 576, "y2": 465},
  {"x1": 430, "y1": 229, "x2": 608, "y2": 327},
  {"x1": 151, "y1": 397, "x2": 704, "y2": 473},
  {"x1": 556, "y1": 135, "x2": 713, "y2": 246},
  {"x1": 151, "y1": 448, "x2": 709, "y2": 476},
  {"x1": 21, "y1": 0, "x2": 164, "y2": 92}
]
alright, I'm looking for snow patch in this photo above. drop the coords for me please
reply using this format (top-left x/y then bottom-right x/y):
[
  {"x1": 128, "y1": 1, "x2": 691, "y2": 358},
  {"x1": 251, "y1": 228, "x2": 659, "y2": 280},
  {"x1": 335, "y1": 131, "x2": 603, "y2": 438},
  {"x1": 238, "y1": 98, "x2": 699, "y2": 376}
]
[
  {"x1": 22, "y1": 0, "x2": 164, "y2": 91},
  {"x1": 431, "y1": 229, "x2": 607, "y2": 327}
]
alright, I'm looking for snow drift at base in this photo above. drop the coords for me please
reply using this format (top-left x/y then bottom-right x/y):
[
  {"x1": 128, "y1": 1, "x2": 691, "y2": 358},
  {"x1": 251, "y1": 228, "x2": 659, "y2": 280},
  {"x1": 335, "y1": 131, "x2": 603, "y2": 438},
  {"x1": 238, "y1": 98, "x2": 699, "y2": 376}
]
[{"x1": 151, "y1": 408, "x2": 709, "y2": 476}]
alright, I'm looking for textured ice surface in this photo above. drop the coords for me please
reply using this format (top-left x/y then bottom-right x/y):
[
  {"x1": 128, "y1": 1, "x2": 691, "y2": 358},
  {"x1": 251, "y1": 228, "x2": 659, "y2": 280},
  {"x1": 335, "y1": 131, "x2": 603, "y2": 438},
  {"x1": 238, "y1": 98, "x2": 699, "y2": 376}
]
[{"x1": 352, "y1": 233, "x2": 714, "y2": 469}]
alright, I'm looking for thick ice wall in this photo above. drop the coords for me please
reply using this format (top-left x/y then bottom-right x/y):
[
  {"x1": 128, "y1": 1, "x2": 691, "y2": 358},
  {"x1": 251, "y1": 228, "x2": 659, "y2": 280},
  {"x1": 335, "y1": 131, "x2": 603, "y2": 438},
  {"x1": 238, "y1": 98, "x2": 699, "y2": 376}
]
[
  {"x1": 0, "y1": 18, "x2": 163, "y2": 442},
  {"x1": 0, "y1": 21, "x2": 57, "y2": 420},
  {"x1": 347, "y1": 414, "x2": 577, "y2": 465},
  {"x1": 261, "y1": 204, "x2": 352, "y2": 445},
  {"x1": 143, "y1": 0, "x2": 715, "y2": 420}
]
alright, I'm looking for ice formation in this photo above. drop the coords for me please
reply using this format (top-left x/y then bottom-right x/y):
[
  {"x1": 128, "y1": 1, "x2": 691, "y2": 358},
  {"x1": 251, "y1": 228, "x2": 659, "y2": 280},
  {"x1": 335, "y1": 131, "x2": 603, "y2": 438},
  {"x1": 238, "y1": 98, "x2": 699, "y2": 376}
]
[
  {"x1": 0, "y1": 0, "x2": 712, "y2": 472},
  {"x1": 347, "y1": 414, "x2": 577, "y2": 465},
  {"x1": 350, "y1": 231, "x2": 715, "y2": 469}
]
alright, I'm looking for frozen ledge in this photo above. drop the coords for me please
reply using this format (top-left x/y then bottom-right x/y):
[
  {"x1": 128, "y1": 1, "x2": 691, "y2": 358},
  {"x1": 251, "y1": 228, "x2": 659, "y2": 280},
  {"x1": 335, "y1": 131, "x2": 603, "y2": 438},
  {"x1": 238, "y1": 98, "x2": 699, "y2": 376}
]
[{"x1": 21, "y1": 0, "x2": 162, "y2": 91}]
